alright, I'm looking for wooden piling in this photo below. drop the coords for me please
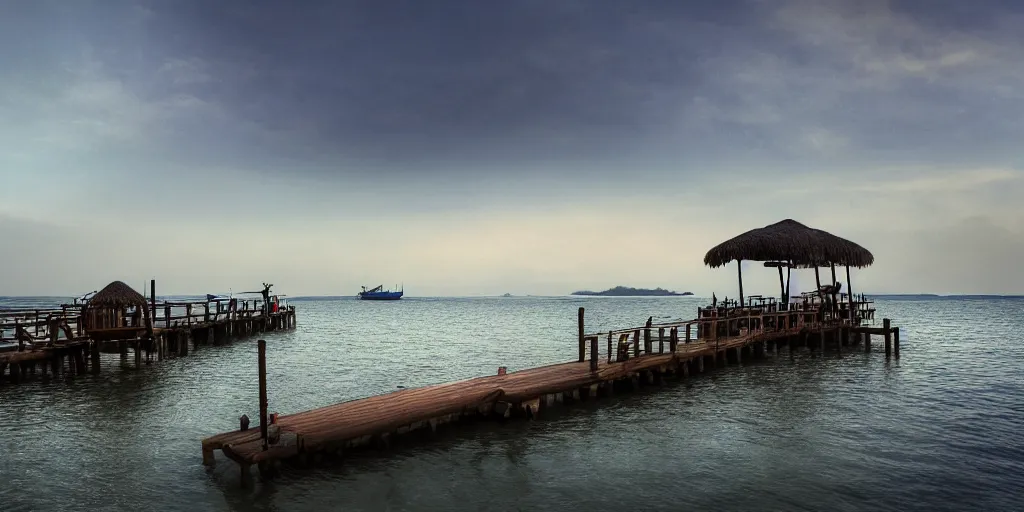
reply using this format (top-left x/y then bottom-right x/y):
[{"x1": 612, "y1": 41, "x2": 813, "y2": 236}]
[
  {"x1": 893, "y1": 326, "x2": 900, "y2": 358},
  {"x1": 658, "y1": 327, "x2": 665, "y2": 354},
  {"x1": 883, "y1": 318, "x2": 892, "y2": 357},
  {"x1": 577, "y1": 307, "x2": 585, "y2": 363},
  {"x1": 258, "y1": 339, "x2": 269, "y2": 451},
  {"x1": 589, "y1": 336, "x2": 599, "y2": 372}
]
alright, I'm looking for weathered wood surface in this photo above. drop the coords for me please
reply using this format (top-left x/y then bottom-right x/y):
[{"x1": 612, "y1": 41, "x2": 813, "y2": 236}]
[{"x1": 202, "y1": 325, "x2": 805, "y2": 466}]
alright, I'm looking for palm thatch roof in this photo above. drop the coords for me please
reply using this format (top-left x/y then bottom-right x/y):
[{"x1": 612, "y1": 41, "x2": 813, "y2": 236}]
[
  {"x1": 84, "y1": 280, "x2": 147, "y2": 310},
  {"x1": 703, "y1": 219, "x2": 874, "y2": 269}
]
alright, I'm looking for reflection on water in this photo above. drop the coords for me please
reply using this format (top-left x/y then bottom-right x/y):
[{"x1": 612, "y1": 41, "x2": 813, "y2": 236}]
[{"x1": 2, "y1": 296, "x2": 1023, "y2": 511}]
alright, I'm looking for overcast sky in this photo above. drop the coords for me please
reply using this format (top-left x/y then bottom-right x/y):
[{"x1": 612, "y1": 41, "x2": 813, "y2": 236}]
[{"x1": 2, "y1": 0, "x2": 1023, "y2": 297}]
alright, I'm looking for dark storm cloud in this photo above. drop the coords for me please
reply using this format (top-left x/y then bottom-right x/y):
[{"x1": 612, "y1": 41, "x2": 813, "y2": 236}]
[
  {"x1": 4, "y1": 0, "x2": 1024, "y2": 181},
  {"x1": 136, "y1": 0, "x2": 764, "y2": 169}
]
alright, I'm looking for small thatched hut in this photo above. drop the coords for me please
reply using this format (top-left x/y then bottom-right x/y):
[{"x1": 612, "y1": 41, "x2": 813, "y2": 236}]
[
  {"x1": 703, "y1": 219, "x2": 874, "y2": 307},
  {"x1": 82, "y1": 280, "x2": 153, "y2": 342}
]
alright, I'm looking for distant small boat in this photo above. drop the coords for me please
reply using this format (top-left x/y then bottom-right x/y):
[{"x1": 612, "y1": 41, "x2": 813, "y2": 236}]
[
  {"x1": 502, "y1": 293, "x2": 512, "y2": 297},
  {"x1": 358, "y1": 284, "x2": 403, "y2": 301}
]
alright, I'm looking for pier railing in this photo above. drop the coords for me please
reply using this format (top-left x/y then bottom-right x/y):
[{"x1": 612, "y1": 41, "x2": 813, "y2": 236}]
[
  {"x1": 579, "y1": 298, "x2": 877, "y2": 366},
  {"x1": 1, "y1": 298, "x2": 294, "y2": 347}
]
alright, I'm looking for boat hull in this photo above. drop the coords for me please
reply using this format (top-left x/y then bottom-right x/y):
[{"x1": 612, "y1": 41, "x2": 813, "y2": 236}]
[{"x1": 358, "y1": 291, "x2": 403, "y2": 300}]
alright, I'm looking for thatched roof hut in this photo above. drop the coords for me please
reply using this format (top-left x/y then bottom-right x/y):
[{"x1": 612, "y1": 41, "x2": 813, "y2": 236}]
[
  {"x1": 703, "y1": 219, "x2": 874, "y2": 307},
  {"x1": 82, "y1": 281, "x2": 152, "y2": 340},
  {"x1": 85, "y1": 281, "x2": 148, "y2": 310},
  {"x1": 703, "y1": 219, "x2": 874, "y2": 269}
]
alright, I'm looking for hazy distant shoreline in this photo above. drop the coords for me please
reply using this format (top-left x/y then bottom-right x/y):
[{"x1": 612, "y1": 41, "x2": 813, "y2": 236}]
[{"x1": 569, "y1": 286, "x2": 693, "y2": 297}]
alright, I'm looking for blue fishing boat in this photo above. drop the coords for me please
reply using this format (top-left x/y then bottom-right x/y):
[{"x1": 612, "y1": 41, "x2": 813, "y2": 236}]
[{"x1": 358, "y1": 284, "x2": 404, "y2": 300}]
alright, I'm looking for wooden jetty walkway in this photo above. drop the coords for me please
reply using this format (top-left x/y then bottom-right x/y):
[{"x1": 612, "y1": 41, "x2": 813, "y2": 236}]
[
  {"x1": 201, "y1": 218, "x2": 904, "y2": 485},
  {"x1": 202, "y1": 303, "x2": 899, "y2": 483},
  {"x1": 0, "y1": 280, "x2": 296, "y2": 384}
]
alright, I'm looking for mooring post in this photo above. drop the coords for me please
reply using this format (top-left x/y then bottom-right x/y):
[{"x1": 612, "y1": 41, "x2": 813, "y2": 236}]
[
  {"x1": 258, "y1": 339, "x2": 269, "y2": 451},
  {"x1": 577, "y1": 307, "x2": 585, "y2": 363},
  {"x1": 883, "y1": 318, "x2": 892, "y2": 357},
  {"x1": 589, "y1": 336, "x2": 599, "y2": 372},
  {"x1": 894, "y1": 327, "x2": 900, "y2": 358}
]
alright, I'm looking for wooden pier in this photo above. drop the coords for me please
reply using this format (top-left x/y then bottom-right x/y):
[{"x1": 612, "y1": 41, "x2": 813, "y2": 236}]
[
  {"x1": 0, "y1": 280, "x2": 297, "y2": 384},
  {"x1": 202, "y1": 301, "x2": 898, "y2": 484},
  {"x1": 201, "y1": 218, "x2": 902, "y2": 485}
]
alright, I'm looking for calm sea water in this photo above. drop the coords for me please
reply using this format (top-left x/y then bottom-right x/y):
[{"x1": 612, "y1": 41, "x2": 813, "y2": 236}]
[{"x1": 2, "y1": 296, "x2": 1023, "y2": 512}]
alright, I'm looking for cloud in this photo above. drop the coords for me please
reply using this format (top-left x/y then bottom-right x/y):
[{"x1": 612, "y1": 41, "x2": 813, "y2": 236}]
[
  {"x1": 3, "y1": 0, "x2": 1024, "y2": 295},
  {"x1": 158, "y1": 57, "x2": 213, "y2": 85}
]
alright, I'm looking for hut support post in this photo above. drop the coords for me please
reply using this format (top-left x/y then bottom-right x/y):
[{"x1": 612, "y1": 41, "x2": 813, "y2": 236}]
[
  {"x1": 577, "y1": 307, "x2": 585, "y2": 363},
  {"x1": 777, "y1": 265, "x2": 785, "y2": 303},
  {"x1": 830, "y1": 263, "x2": 839, "y2": 318},
  {"x1": 258, "y1": 339, "x2": 269, "y2": 451},
  {"x1": 786, "y1": 261, "x2": 792, "y2": 308},
  {"x1": 737, "y1": 259, "x2": 745, "y2": 307},
  {"x1": 845, "y1": 265, "x2": 855, "y2": 324},
  {"x1": 814, "y1": 266, "x2": 824, "y2": 318}
]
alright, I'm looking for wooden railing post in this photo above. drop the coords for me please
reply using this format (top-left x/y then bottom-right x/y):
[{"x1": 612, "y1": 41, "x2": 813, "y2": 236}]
[
  {"x1": 644, "y1": 317, "x2": 652, "y2": 354},
  {"x1": 607, "y1": 331, "x2": 613, "y2": 364},
  {"x1": 633, "y1": 329, "x2": 640, "y2": 358},
  {"x1": 164, "y1": 306, "x2": 171, "y2": 329},
  {"x1": 150, "y1": 280, "x2": 156, "y2": 325},
  {"x1": 577, "y1": 307, "x2": 585, "y2": 362},
  {"x1": 685, "y1": 323, "x2": 691, "y2": 344},
  {"x1": 669, "y1": 327, "x2": 678, "y2": 352},
  {"x1": 658, "y1": 327, "x2": 665, "y2": 353}
]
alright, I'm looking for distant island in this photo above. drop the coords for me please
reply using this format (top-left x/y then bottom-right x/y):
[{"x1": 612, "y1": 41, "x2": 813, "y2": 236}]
[{"x1": 571, "y1": 286, "x2": 693, "y2": 297}]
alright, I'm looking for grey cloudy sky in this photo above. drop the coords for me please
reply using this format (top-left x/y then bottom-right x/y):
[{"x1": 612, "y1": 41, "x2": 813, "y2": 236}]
[{"x1": 2, "y1": 0, "x2": 1023, "y2": 297}]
